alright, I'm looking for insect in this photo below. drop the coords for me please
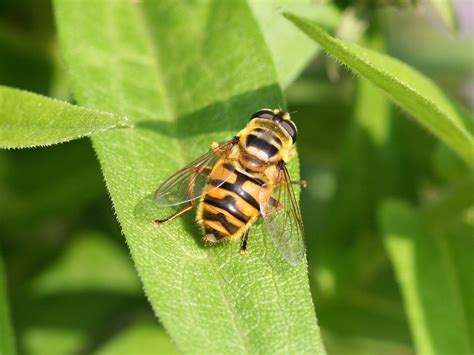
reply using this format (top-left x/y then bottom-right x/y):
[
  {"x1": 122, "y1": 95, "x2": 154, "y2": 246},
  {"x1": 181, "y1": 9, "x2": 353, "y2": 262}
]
[{"x1": 153, "y1": 108, "x2": 306, "y2": 264}]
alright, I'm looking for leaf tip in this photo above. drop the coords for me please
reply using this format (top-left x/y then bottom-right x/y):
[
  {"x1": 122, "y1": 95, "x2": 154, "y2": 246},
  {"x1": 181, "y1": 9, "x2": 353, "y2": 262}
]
[{"x1": 119, "y1": 116, "x2": 135, "y2": 129}]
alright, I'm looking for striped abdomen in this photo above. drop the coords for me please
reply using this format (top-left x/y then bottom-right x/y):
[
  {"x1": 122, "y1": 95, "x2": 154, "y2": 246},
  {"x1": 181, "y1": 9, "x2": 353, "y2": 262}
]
[{"x1": 198, "y1": 161, "x2": 271, "y2": 242}]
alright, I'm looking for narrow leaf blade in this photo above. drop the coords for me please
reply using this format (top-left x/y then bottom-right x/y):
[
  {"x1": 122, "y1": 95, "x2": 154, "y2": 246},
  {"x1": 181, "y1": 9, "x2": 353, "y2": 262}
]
[
  {"x1": 0, "y1": 85, "x2": 131, "y2": 149},
  {"x1": 283, "y1": 13, "x2": 474, "y2": 166}
]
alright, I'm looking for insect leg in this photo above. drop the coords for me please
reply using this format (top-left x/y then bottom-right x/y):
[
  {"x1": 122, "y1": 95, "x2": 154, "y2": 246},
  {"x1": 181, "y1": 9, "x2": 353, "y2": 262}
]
[
  {"x1": 291, "y1": 179, "x2": 307, "y2": 188},
  {"x1": 153, "y1": 167, "x2": 204, "y2": 224},
  {"x1": 276, "y1": 162, "x2": 307, "y2": 188},
  {"x1": 152, "y1": 201, "x2": 195, "y2": 224},
  {"x1": 240, "y1": 229, "x2": 250, "y2": 255}
]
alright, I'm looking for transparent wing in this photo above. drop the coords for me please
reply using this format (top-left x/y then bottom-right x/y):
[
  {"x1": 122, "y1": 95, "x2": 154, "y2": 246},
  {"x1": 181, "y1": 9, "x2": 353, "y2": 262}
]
[
  {"x1": 261, "y1": 166, "x2": 305, "y2": 265},
  {"x1": 154, "y1": 140, "x2": 235, "y2": 207}
]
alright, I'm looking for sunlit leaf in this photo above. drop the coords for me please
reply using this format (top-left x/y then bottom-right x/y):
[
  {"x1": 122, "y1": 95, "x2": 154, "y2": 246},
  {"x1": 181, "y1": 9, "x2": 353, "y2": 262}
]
[
  {"x1": 0, "y1": 85, "x2": 131, "y2": 149},
  {"x1": 54, "y1": 1, "x2": 324, "y2": 353}
]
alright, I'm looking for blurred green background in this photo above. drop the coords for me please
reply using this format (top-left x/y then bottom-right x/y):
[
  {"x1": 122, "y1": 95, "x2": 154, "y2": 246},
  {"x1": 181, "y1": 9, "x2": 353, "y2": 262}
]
[{"x1": 0, "y1": 0, "x2": 473, "y2": 354}]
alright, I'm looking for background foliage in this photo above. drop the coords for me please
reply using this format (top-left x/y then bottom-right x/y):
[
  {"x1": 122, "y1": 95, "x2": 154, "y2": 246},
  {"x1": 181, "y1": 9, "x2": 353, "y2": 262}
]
[{"x1": 0, "y1": 0, "x2": 473, "y2": 354}]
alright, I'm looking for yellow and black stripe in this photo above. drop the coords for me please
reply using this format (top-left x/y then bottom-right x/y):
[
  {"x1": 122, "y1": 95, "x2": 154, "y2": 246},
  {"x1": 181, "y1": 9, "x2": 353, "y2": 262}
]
[
  {"x1": 198, "y1": 162, "x2": 268, "y2": 242},
  {"x1": 155, "y1": 108, "x2": 299, "y2": 254},
  {"x1": 197, "y1": 109, "x2": 295, "y2": 242},
  {"x1": 242, "y1": 126, "x2": 283, "y2": 162}
]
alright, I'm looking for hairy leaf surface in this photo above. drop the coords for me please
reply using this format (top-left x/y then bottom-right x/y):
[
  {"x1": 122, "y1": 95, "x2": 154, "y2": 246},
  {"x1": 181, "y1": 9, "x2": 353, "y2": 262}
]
[
  {"x1": 283, "y1": 13, "x2": 474, "y2": 166},
  {"x1": 54, "y1": 1, "x2": 324, "y2": 353},
  {"x1": 0, "y1": 85, "x2": 130, "y2": 149}
]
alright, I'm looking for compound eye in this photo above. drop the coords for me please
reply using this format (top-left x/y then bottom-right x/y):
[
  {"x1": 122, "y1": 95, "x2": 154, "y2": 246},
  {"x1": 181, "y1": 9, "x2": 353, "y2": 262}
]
[
  {"x1": 280, "y1": 120, "x2": 298, "y2": 143},
  {"x1": 250, "y1": 109, "x2": 274, "y2": 121}
]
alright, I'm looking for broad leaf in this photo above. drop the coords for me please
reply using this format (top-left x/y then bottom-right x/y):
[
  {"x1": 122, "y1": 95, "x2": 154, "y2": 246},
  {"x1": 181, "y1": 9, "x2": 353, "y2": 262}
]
[
  {"x1": 54, "y1": 1, "x2": 324, "y2": 353},
  {"x1": 379, "y1": 199, "x2": 473, "y2": 354},
  {"x1": 0, "y1": 85, "x2": 131, "y2": 149},
  {"x1": 283, "y1": 13, "x2": 474, "y2": 166}
]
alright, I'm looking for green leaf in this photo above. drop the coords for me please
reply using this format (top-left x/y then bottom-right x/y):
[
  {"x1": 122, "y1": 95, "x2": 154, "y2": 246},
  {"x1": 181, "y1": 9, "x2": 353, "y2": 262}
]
[
  {"x1": 0, "y1": 85, "x2": 131, "y2": 149},
  {"x1": 249, "y1": 0, "x2": 340, "y2": 88},
  {"x1": 379, "y1": 200, "x2": 472, "y2": 354},
  {"x1": 54, "y1": 0, "x2": 324, "y2": 353},
  {"x1": 428, "y1": 0, "x2": 458, "y2": 33},
  {"x1": 283, "y1": 13, "x2": 474, "y2": 166},
  {"x1": 0, "y1": 250, "x2": 16, "y2": 355}
]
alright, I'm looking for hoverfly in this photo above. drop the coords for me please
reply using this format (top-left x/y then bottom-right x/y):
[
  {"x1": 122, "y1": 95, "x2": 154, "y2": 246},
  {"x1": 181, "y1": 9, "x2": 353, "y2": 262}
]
[{"x1": 153, "y1": 109, "x2": 306, "y2": 264}]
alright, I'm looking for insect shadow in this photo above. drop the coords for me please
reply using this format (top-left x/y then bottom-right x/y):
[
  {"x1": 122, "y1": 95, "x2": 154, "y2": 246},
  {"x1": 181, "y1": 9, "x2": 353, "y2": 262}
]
[
  {"x1": 135, "y1": 84, "x2": 283, "y2": 139},
  {"x1": 133, "y1": 192, "x2": 196, "y2": 240}
]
